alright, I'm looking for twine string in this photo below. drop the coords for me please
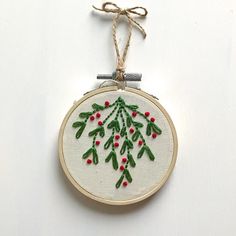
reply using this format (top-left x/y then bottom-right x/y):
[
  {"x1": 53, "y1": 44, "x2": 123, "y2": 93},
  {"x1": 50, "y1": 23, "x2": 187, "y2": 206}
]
[
  {"x1": 93, "y1": 2, "x2": 147, "y2": 81},
  {"x1": 99, "y1": 79, "x2": 126, "y2": 89}
]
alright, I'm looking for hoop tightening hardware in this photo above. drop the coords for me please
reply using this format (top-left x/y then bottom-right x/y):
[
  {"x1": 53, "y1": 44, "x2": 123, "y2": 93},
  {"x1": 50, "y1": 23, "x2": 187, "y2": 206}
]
[{"x1": 97, "y1": 72, "x2": 142, "y2": 82}]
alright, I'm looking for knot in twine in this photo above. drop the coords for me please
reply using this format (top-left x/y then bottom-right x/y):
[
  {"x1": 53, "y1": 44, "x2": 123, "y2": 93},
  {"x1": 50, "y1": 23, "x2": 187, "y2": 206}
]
[{"x1": 93, "y1": 2, "x2": 148, "y2": 81}]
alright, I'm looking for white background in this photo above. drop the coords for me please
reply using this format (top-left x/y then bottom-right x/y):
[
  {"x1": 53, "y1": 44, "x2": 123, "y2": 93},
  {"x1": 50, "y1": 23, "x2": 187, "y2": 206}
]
[{"x1": 0, "y1": 0, "x2": 236, "y2": 235}]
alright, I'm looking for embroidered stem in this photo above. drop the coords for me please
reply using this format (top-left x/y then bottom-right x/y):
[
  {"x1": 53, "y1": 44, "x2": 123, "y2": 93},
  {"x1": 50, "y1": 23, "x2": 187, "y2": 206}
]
[
  {"x1": 122, "y1": 107, "x2": 146, "y2": 144},
  {"x1": 72, "y1": 96, "x2": 162, "y2": 188},
  {"x1": 115, "y1": 108, "x2": 134, "y2": 188}
]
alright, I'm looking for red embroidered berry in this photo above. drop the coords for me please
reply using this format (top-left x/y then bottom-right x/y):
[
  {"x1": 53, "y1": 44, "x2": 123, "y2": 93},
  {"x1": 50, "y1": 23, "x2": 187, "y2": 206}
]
[
  {"x1": 90, "y1": 115, "x2": 95, "y2": 121},
  {"x1": 87, "y1": 159, "x2": 92, "y2": 164},
  {"x1": 98, "y1": 121, "x2": 103, "y2": 126},
  {"x1": 120, "y1": 165, "x2": 125, "y2": 171},
  {"x1": 123, "y1": 181, "x2": 128, "y2": 187},
  {"x1": 105, "y1": 101, "x2": 110, "y2": 107},
  {"x1": 132, "y1": 111, "x2": 137, "y2": 117},
  {"x1": 129, "y1": 128, "x2": 134, "y2": 134},
  {"x1": 95, "y1": 140, "x2": 100, "y2": 146},
  {"x1": 145, "y1": 112, "x2": 150, "y2": 117},
  {"x1": 115, "y1": 135, "x2": 120, "y2": 140},
  {"x1": 96, "y1": 113, "x2": 101, "y2": 118},
  {"x1": 122, "y1": 157, "x2": 127, "y2": 163},
  {"x1": 114, "y1": 142, "x2": 119, "y2": 148},
  {"x1": 138, "y1": 140, "x2": 143, "y2": 146},
  {"x1": 150, "y1": 117, "x2": 155, "y2": 122},
  {"x1": 152, "y1": 133, "x2": 157, "y2": 139}
]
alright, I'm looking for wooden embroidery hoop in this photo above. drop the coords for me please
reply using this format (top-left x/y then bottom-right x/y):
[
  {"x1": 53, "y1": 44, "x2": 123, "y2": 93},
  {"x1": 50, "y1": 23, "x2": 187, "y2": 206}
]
[{"x1": 58, "y1": 86, "x2": 178, "y2": 205}]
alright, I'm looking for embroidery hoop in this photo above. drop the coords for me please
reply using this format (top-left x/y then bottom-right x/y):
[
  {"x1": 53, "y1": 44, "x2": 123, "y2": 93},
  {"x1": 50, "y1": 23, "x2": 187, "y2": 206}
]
[{"x1": 58, "y1": 86, "x2": 178, "y2": 205}]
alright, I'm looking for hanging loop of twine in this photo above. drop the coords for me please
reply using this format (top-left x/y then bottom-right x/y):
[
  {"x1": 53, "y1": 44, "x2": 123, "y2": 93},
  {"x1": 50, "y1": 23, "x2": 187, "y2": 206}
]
[{"x1": 93, "y1": 2, "x2": 148, "y2": 81}]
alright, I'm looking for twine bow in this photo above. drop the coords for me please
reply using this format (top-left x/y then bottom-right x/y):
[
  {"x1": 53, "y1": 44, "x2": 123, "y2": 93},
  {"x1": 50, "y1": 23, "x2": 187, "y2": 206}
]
[{"x1": 93, "y1": 2, "x2": 148, "y2": 81}]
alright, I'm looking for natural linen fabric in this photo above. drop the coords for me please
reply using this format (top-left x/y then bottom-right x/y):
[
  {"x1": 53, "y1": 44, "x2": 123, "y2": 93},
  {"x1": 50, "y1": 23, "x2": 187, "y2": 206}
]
[{"x1": 62, "y1": 90, "x2": 174, "y2": 201}]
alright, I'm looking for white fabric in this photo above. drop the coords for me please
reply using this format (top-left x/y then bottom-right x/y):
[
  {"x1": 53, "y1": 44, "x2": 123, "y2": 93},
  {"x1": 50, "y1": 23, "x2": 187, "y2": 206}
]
[{"x1": 62, "y1": 90, "x2": 174, "y2": 201}]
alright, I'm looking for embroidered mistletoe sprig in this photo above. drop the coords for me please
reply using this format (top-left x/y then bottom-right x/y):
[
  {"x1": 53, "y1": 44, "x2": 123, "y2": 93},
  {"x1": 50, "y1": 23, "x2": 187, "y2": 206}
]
[{"x1": 72, "y1": 97, "x2": 162, "y2": 188}]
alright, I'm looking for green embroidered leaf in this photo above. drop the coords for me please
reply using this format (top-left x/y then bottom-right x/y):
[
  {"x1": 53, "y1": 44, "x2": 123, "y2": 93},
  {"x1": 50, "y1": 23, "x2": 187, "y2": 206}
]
[
  {"x1": 92, "y1": 103, "x2": 104, "y2": 111},
  {"x1": 146, "y1": 123, "x2": 152, "y2": 136},
  {"x1": 105, "y1": 151, "x2": 115, "y2": 163},
  {"x1": 114, "y1": 121, "x2": 120, "y2": 132},
  {"x1": 108, "y1": 120, "x2": 120, "y2": 132},
  {"x1": 99, "y1": 127, "x2": 105, "y2": 137},
  {"x1": 117, "y1": 97, "x2": 124, "y2": 104},
  {"x1": 126, "y1": 105, "x2": 139, "y2": 111},
  {"x1": 145, "y1": 146, "x2": 155, "y2": 161},
  {"x1": 116, "y1": 175, "x2": 124, "y2": 189},
  {"x1": 112, "y1": 153, "x2": 118, "y2": 170},
  {"x1": 121, "y1": 140, "x2": 133, "y2": 155},
  {"x1": 132, "y1": 130, "x2": 140, "y2": 141},
  {"x1": 88, "y1": 127, "x2": 102, "y2": 136},
  {"x1": 124, "y1": 169, "x2": 132, "y2": 183},
  {"x1": 104, "y1": 136, "x2": 113, "y2": 149},
  {"x1": 75, "y1": 124, "x2": 86, "y2": 139},
  {"x1": 128, "y1": 153, "x2": 136, "y2": 167},
  {"x1": 72, "y1": 121, "x2": 84, "y2": 128},
  {"x1": 105, "y1": 151, "x2": 118, "y2": 169},
  {"x1": 79, "y1": 112, "x2": 93, "y2": 119},
  {"x1": 126, "y1": 116, "x2": 132, "y2": 127},
  {"x1": 151, "y1": 123, "x2": 162, "y2": 135},
  {"x1": 93, "y1": 148, "x2": 99, "y2": 164},
  {"x1": 137, "y1": 146, "x2": 145, "y2": 159},
  {"x1": 133, "y1": 121, "x2": 143, "y2": 128},
  {"x1": 107, "y1": 120, "x2": 115, "y2": 129},
  {"x1": 82, "y1": 148, "x2": 94, "y2": 159},
  {"x1": 120, "y1": 141, "x2": 127, "y2": 155},
  {"x1": 127, "y1": 139, "x2": 134, "y2": 149},
  {"x1": 120, "y1": 127, "x2": 126, "y2": 137}
]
